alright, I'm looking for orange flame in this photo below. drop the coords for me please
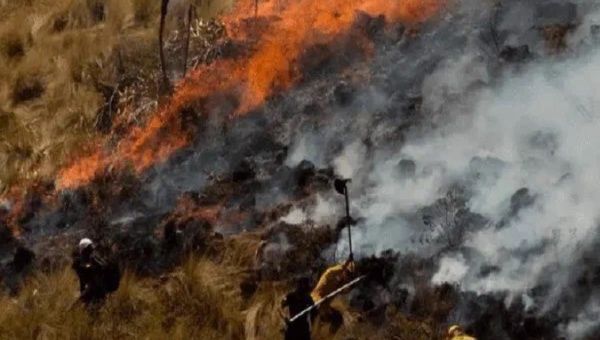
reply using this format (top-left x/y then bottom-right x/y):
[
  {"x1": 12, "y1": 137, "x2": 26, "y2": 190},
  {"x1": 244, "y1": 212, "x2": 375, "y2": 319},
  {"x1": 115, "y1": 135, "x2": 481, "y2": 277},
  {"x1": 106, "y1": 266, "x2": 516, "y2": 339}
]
[{"x1": 57, "y1": 0, "x2": 445, "y2": 189}]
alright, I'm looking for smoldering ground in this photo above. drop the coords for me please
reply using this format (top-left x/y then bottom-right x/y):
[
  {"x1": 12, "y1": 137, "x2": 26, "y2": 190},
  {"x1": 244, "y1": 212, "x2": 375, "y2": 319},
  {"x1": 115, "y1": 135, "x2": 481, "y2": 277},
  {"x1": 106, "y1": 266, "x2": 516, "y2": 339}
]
[
  {"x1": 285, "y1": 0, "x2": 600, "y2": 338},
  {"x1": 2, "y1": 0, "x2": 600, "y2": 338}
]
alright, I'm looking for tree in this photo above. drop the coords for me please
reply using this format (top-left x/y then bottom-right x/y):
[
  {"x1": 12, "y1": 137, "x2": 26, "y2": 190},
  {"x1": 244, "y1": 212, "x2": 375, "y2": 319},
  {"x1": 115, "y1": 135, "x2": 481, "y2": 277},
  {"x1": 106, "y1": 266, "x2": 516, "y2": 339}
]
[
  {"x1": 182, "y1": 4, "x2": 195, "y2": 77},
  {"x1": 421, "y1": 188, "x2": 473, "y2": 249},
  {"x1": 160, "y1": 0, "x2": 171, "y2": 92}
]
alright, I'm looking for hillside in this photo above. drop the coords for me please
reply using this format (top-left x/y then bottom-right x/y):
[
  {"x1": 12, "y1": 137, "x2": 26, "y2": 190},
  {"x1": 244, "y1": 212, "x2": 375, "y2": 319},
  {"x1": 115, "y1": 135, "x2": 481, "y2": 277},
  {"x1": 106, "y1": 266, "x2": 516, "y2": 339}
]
[
  {"x1": 2, "y1": 0, "x2": 600, "y2": 339},
  {"x1": 0, "y1": 0, "x2": 231, "y2": 192}
]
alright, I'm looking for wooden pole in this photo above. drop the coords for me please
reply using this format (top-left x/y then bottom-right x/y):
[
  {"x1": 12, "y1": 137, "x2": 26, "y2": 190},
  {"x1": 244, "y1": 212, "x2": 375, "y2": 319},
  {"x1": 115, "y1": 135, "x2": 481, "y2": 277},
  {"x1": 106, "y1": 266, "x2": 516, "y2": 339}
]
[
  {"x1": 159, "y1": 0, "x2": 171, "y2": 91},
  {"x1": 182, "y1": 4, "x2": 194, "y2": 77},
  {"x1": 344, "y1": 184, "x2": 353, "y2": 261}
]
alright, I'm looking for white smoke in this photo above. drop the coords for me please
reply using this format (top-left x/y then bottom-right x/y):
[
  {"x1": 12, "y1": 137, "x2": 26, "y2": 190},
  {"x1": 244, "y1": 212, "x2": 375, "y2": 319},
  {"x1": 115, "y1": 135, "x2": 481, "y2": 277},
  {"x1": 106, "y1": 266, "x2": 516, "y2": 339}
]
[
  {"x1": 432, "y1": 254, "x2": 469, "y2": 284},
  {"x1": 342, "y1": 19, "x2": 600, "y2": 339},
  {"x1": 420, "y1": 49, "x2": 600, "y2": 293},
  {"x1": 280, "y1": 207, "x2": 308, "y2": 225},
  {"x1": 305, "y1": 4, "x2": 600, "y2": 338},
  {"x1": 281, "y1": 1, "x2": 600, "y2": 337}
]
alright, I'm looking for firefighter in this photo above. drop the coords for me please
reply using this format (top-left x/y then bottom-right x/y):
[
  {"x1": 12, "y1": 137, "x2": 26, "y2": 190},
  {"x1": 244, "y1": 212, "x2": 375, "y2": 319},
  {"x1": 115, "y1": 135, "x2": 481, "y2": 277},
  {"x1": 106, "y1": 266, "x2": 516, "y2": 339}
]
[
  {"x1": 282, "y1": 277, "x2": 314, "y2": 340},
  {"x1": 311, "y1": 258, "x2": 355, "y2": 302},
  {"x1": 72, "y1": 238, "x2": 114, "y2": 306},
  {"x1": 310, "y1": 258, "x2": 355, "y2": 333},
  {"x1": 447, "y1": 325, "x2": 477, "y2": 340}
]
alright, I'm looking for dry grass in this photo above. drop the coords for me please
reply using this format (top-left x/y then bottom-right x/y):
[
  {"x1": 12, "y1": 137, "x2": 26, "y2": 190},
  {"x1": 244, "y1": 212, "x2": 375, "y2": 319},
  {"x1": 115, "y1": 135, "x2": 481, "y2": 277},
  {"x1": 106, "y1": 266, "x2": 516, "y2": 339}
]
[
  {"x1": 0, "y1": 234, "x2": 436, "y2": 340},
  {"x1": 0, "y1": 257, "x2": 248, "y2": 339},
  {"x1": 0, "y1": 0, "x2": 234, "y2": 193}
]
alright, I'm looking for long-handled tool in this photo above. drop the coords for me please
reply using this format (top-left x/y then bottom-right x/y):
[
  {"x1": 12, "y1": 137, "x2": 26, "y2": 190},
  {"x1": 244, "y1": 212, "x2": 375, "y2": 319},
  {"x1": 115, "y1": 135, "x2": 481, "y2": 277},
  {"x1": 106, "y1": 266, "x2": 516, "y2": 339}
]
[
  {"x1": 288, "y1": 275, "x2": 365, "y2": 324},
  {"x1": 334, "y1": 178, "x2": 353, "y2": 260}
]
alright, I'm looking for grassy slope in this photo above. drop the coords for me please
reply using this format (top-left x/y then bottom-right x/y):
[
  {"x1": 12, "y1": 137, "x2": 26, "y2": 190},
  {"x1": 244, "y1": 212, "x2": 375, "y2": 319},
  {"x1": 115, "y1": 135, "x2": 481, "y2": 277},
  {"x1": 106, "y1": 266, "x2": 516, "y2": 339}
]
[
  {"x1": 0, "y1": 0, "x2": 232, "y2": 193},
  {"x1": 0, "y1": 234, "x2": 436, "y2": 339},
  {"x1": 0, "y1": 2, "x2": 436, "y2": 339}
]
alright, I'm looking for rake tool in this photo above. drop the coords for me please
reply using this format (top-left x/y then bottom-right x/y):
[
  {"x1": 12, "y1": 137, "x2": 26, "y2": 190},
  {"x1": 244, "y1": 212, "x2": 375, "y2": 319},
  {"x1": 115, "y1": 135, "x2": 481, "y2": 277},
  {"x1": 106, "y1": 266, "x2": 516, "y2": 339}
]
[
  {"x1": 288, "y1": 275, "x2": 365, "y2": 324},
  {"x1": 334, "y1": 178, "x2": 353, "y2": 261}
]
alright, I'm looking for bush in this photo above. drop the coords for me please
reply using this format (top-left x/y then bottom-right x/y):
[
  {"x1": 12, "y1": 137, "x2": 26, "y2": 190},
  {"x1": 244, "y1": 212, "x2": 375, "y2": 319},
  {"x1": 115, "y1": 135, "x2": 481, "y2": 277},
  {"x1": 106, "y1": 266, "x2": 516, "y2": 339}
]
[{"x1": 11, "y1": 76, "x2": 44, "y2": 104}]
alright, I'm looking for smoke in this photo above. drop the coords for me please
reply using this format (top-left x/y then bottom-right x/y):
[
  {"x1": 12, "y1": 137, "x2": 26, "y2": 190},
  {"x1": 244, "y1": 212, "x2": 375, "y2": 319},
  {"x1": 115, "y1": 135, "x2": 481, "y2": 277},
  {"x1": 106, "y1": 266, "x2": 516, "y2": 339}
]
[
  {"x1": 280, "y1": 207, "x2": 308, "y2": 225},
  {"x1": 280, "y1": 1, "x2": 600, "y2": 337},
  {"x1": 432, "y1": 254, "x2": 469, "y2": 284},
  {"x1": 6, "y1": 0, "x2": 600, "y2": 337}
]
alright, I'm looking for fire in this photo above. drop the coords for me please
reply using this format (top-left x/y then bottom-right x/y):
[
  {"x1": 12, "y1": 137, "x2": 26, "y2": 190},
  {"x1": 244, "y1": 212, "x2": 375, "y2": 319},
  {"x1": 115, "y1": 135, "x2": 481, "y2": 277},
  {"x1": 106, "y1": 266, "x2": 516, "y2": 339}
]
[{"x1": 57, "y1": 0, "x2": 445, "y2": 189}]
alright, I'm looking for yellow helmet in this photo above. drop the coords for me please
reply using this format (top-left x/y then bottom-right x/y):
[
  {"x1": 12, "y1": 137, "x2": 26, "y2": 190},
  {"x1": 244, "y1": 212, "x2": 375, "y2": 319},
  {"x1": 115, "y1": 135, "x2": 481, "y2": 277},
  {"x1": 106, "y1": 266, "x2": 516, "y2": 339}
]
[{"x1": 448, "y1": 325, "x2": 462, "y2": 335}]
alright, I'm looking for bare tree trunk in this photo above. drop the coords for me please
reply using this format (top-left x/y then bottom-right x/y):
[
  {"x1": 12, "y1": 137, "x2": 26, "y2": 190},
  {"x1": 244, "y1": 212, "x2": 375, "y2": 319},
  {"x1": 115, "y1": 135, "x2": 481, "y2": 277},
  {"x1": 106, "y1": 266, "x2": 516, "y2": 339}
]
[
  {"x1": 182, "y1": 4, "x2": 194, "y2": 77},
  {"x1": 159, "y1": 0, "x2": 170, "y2": 91}
]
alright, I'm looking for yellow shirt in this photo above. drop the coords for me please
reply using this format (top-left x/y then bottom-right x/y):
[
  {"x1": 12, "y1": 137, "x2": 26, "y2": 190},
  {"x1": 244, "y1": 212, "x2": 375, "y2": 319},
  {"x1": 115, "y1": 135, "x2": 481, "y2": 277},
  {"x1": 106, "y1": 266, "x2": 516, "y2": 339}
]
[
  {"x1": 451, "y1": 334, "x2": 477, "y2": 340},
  {"x1": 310, "y1": 262, "x2": 354, "y2": 302}
]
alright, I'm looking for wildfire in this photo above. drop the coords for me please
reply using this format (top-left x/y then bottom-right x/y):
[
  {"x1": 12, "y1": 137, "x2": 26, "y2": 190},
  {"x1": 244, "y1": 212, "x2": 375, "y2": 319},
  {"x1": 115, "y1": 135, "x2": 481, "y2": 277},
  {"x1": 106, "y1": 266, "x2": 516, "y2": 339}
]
[{"x1": 57, "y1": 0, "x2": 445, "y2": 189}]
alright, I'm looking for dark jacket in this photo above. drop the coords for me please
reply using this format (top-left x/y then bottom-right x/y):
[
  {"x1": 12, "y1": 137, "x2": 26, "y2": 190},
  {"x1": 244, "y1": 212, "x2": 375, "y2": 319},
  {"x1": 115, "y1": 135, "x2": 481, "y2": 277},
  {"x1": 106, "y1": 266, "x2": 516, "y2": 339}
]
[
  {"x1": 282, "y1": 289, "x2": 314, "y2": 340},
  {"x1": 72, "y1": 251, "x2": 108, "y2": 304}
]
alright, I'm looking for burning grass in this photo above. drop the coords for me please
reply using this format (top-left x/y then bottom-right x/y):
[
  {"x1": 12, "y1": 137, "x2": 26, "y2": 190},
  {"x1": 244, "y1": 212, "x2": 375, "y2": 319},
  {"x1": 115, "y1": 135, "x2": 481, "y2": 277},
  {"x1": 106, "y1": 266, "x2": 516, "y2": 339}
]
[
  {"x1": 56, "y1": 0, "x2": 446, "y2": 190},
  {"x1": 0, "y1": 0, "x2": 234, "y2": 193}
]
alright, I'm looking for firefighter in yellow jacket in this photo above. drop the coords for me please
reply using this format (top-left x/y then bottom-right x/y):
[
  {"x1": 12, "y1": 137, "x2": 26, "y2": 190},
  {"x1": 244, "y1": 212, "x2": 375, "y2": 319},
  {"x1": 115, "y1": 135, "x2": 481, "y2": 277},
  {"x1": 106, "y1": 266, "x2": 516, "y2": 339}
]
[
  {"x1": 311, "y1": 259, "x2": 355, "y2": 302},
  {"x1": 309, "y1": 258, "x2": 355, "y2": 333},
  {"x1": 447, "y1": 325, "x2": 477, "y2": 340}
]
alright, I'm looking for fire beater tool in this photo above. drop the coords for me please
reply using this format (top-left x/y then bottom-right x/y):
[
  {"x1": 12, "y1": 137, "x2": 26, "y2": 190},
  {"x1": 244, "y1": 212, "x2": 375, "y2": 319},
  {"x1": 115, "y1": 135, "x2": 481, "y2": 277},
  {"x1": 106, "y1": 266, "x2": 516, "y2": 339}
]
[
  {"x1": 334, "y1": 178, "x2": 353, "y2": 261},
  {"x1": 288, "y1": 275, "x2": 365, "y2": 324}
]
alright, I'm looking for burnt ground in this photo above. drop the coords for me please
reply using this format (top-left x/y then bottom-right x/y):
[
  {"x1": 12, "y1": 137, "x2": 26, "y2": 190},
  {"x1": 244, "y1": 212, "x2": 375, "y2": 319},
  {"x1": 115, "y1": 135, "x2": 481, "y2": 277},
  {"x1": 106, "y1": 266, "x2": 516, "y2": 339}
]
[{"x1": 2, "y1": 1, "x2": 600, "y2": 339}]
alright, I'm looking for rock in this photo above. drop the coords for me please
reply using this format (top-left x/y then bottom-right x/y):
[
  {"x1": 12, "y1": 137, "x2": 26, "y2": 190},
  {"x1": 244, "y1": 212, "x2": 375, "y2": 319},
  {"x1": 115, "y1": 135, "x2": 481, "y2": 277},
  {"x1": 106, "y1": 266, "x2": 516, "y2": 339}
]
[
  {"x1": 499, "y1": 45, "x2": 531, "y2": 63},
  {"x1": 397, "y1": 159, "x2": 416, "y2": 178}
]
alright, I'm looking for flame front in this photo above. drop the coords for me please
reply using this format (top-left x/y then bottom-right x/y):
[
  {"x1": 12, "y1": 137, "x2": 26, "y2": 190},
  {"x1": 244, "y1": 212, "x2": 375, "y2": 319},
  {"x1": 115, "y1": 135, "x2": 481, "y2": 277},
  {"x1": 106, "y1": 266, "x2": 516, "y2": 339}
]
[{"x1": 57, "y1": 0, "x2": 445, "y2": 189}]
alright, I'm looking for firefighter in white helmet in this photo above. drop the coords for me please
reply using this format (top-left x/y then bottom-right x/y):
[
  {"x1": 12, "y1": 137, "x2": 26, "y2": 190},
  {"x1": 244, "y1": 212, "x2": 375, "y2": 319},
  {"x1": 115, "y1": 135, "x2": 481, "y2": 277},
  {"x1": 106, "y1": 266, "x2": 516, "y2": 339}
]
[{"x1": 72, "y1": 238, "x2": 120, "y2": 306}]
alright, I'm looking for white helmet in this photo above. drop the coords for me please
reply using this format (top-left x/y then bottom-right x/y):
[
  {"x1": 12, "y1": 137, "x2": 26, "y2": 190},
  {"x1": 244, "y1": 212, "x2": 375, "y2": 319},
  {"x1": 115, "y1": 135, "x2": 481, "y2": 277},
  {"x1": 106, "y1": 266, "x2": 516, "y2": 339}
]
[{"x1": 78, "y1": 238, "x2": 93, "y2": 252}]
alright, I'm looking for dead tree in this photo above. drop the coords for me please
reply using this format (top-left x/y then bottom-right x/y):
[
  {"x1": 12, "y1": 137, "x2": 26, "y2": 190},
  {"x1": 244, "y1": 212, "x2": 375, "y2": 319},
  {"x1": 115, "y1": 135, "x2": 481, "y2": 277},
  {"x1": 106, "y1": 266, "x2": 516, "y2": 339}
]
[
  {"x1": 182, "y1": 4, "x2": 195, "y2": 77},
  {"x1": 159, "y1": 0, "x2": 171, "y2": 91},
  {"x1": 421, "y1": 188, "x2": 469, "y2": 249}
]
